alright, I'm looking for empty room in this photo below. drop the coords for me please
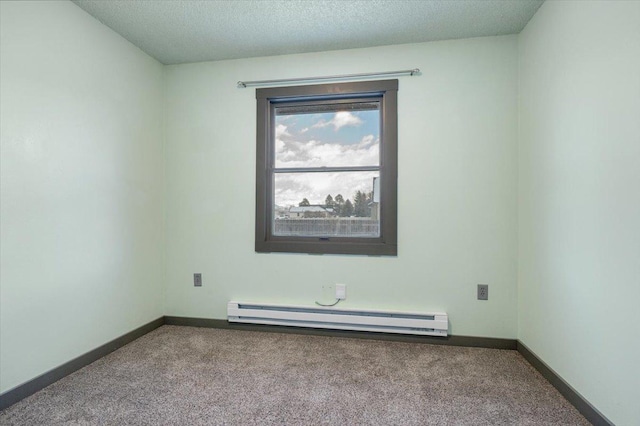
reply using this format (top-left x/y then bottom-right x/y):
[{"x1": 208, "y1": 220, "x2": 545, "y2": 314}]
[{"x1": 1, "y1": 0, "x2": 638, "y2": 424}]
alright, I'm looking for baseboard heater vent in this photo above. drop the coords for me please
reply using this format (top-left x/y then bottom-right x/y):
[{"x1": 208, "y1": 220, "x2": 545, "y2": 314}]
[{"x1": 227, "y1": 302, "x2": 448, "y2": 337}]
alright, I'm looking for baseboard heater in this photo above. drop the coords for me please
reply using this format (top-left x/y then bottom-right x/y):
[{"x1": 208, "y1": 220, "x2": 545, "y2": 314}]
[{"x1": 227, "y1": 302, "x2": 448, "y2": 337}]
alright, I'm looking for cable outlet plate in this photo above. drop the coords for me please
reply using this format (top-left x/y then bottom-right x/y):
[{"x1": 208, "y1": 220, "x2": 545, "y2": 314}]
[
  {"x1": 335, "y1": 284, "x2": 346, "y2": 300},
  {"x1": 194, "y1": 273, "x2": 202, "y2": 287},
  {"x1": 477, "y1": 284, "x2": 488, "y2": 300}
]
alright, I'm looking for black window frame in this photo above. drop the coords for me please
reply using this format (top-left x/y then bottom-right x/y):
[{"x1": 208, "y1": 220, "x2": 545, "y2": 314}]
[{"x1": 255, "y1": 79, "x2": 398, "y2": 256}]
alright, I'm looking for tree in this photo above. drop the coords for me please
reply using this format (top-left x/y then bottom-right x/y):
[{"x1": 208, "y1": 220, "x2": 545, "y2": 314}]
[
  {"x1": 299, "y1": 198, "x2": 310, "y2": 206},
  {"x1": 324, "y1": 194, "x2": 334, "y2": 208},
  {"x1": 353, "y1": 190, "x2": 370, "y2": 217},
  {"x1": 342, "y1": 199, "x2": 354, "y2": 217},
  {"x1": 333, "y1": 194, "x2": 344, "y2": 216}
]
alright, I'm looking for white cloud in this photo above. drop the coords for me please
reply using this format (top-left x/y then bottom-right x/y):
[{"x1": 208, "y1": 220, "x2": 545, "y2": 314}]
[
  {"x1": 357, "y1": 134, "x2": 375, "y2": 148},
  {"x1": 275, "y1": 124, "x2": 290, "y2": 138},
  {"x1": 275, "y1": 134, "x2": 379, "y2": 168},
  {"x1": 331, "y1": 111, "x2": 362, "y2": 130},
  {"x1": 311, "y1": 111, "x2": 363, "y2": 131},
  {"x1": 275, "y1": 138, "x2": 285, "y2": 153}
]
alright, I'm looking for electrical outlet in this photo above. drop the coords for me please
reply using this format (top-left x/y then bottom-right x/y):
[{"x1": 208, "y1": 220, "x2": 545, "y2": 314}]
[
  {"x1": 335, "y1": 284, "x2": 346, "y2": 300},
  {"x1": 194, "y1": 273, "x2": 202, "y2": 287},
  {"x1": 477, "y1": 284, "x2": 488, "y2": 300}
]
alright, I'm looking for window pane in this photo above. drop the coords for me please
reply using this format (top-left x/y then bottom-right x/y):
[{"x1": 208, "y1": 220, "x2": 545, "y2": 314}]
[
  {"x1": 273, "y1": 171, "x2": 380, "y2": 237},
  {"x1": 274, "y1": 103, "x2": 380, "y2": 168},
  {"x1": 256, "y1": 79, "x2": 397, "y2": 255}
]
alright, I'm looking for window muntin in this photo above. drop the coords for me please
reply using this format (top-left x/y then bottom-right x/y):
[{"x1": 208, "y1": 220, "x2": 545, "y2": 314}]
[{"x1": 256, "y1": 80, "x2": 397, "y2": 256}]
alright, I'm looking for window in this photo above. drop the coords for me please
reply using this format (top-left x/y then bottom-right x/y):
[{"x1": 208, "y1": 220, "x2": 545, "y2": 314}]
[{"x1": 255, "y1": 79, "x2": 397, "y2": 255}]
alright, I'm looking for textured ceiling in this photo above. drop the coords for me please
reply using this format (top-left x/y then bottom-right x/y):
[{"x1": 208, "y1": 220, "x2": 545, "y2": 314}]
[{"x1": 72, "y1": 0, "x2": 544, "y2": 65}]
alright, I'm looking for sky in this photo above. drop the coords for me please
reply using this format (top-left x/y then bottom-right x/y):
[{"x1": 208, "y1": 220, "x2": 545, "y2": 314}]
[{"x1": 274, "y1": 108, "x2": 380, "y2": 207}]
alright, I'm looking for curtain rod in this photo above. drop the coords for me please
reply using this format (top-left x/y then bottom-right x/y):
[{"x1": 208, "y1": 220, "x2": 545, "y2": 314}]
[{"x1": 237, "y1": 68, "x2": 420, "y2": 88}]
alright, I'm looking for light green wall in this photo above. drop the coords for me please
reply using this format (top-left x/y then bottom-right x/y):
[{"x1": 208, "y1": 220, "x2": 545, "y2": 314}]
[
  {"x1": 5, "y1": 1, "x2": 636, "y2": 422},
  {"x1": 0, "y1": 1, "x2": 165, "y2": 393},
  {"x1": 164, "y1": 36, "x2": 519, "y2": 338},
  {"x1": 518, "y1": 1, "x2": 640, "y2": 425}
]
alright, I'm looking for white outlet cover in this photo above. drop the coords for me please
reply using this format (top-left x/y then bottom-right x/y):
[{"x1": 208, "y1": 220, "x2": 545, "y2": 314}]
[{"x1": 335, "y1": 284, "x2": 347, "y2": 300}]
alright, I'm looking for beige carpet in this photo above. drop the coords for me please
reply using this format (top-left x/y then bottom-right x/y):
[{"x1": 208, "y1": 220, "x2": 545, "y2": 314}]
[{"x1": 0, "y1": 325, "x2": 588, "y2": 425}]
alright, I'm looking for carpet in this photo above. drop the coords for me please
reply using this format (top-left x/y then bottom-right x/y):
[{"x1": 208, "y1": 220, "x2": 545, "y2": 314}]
[{"x1": 0, "y1": 325, "x2": 589, "y2": 425}]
